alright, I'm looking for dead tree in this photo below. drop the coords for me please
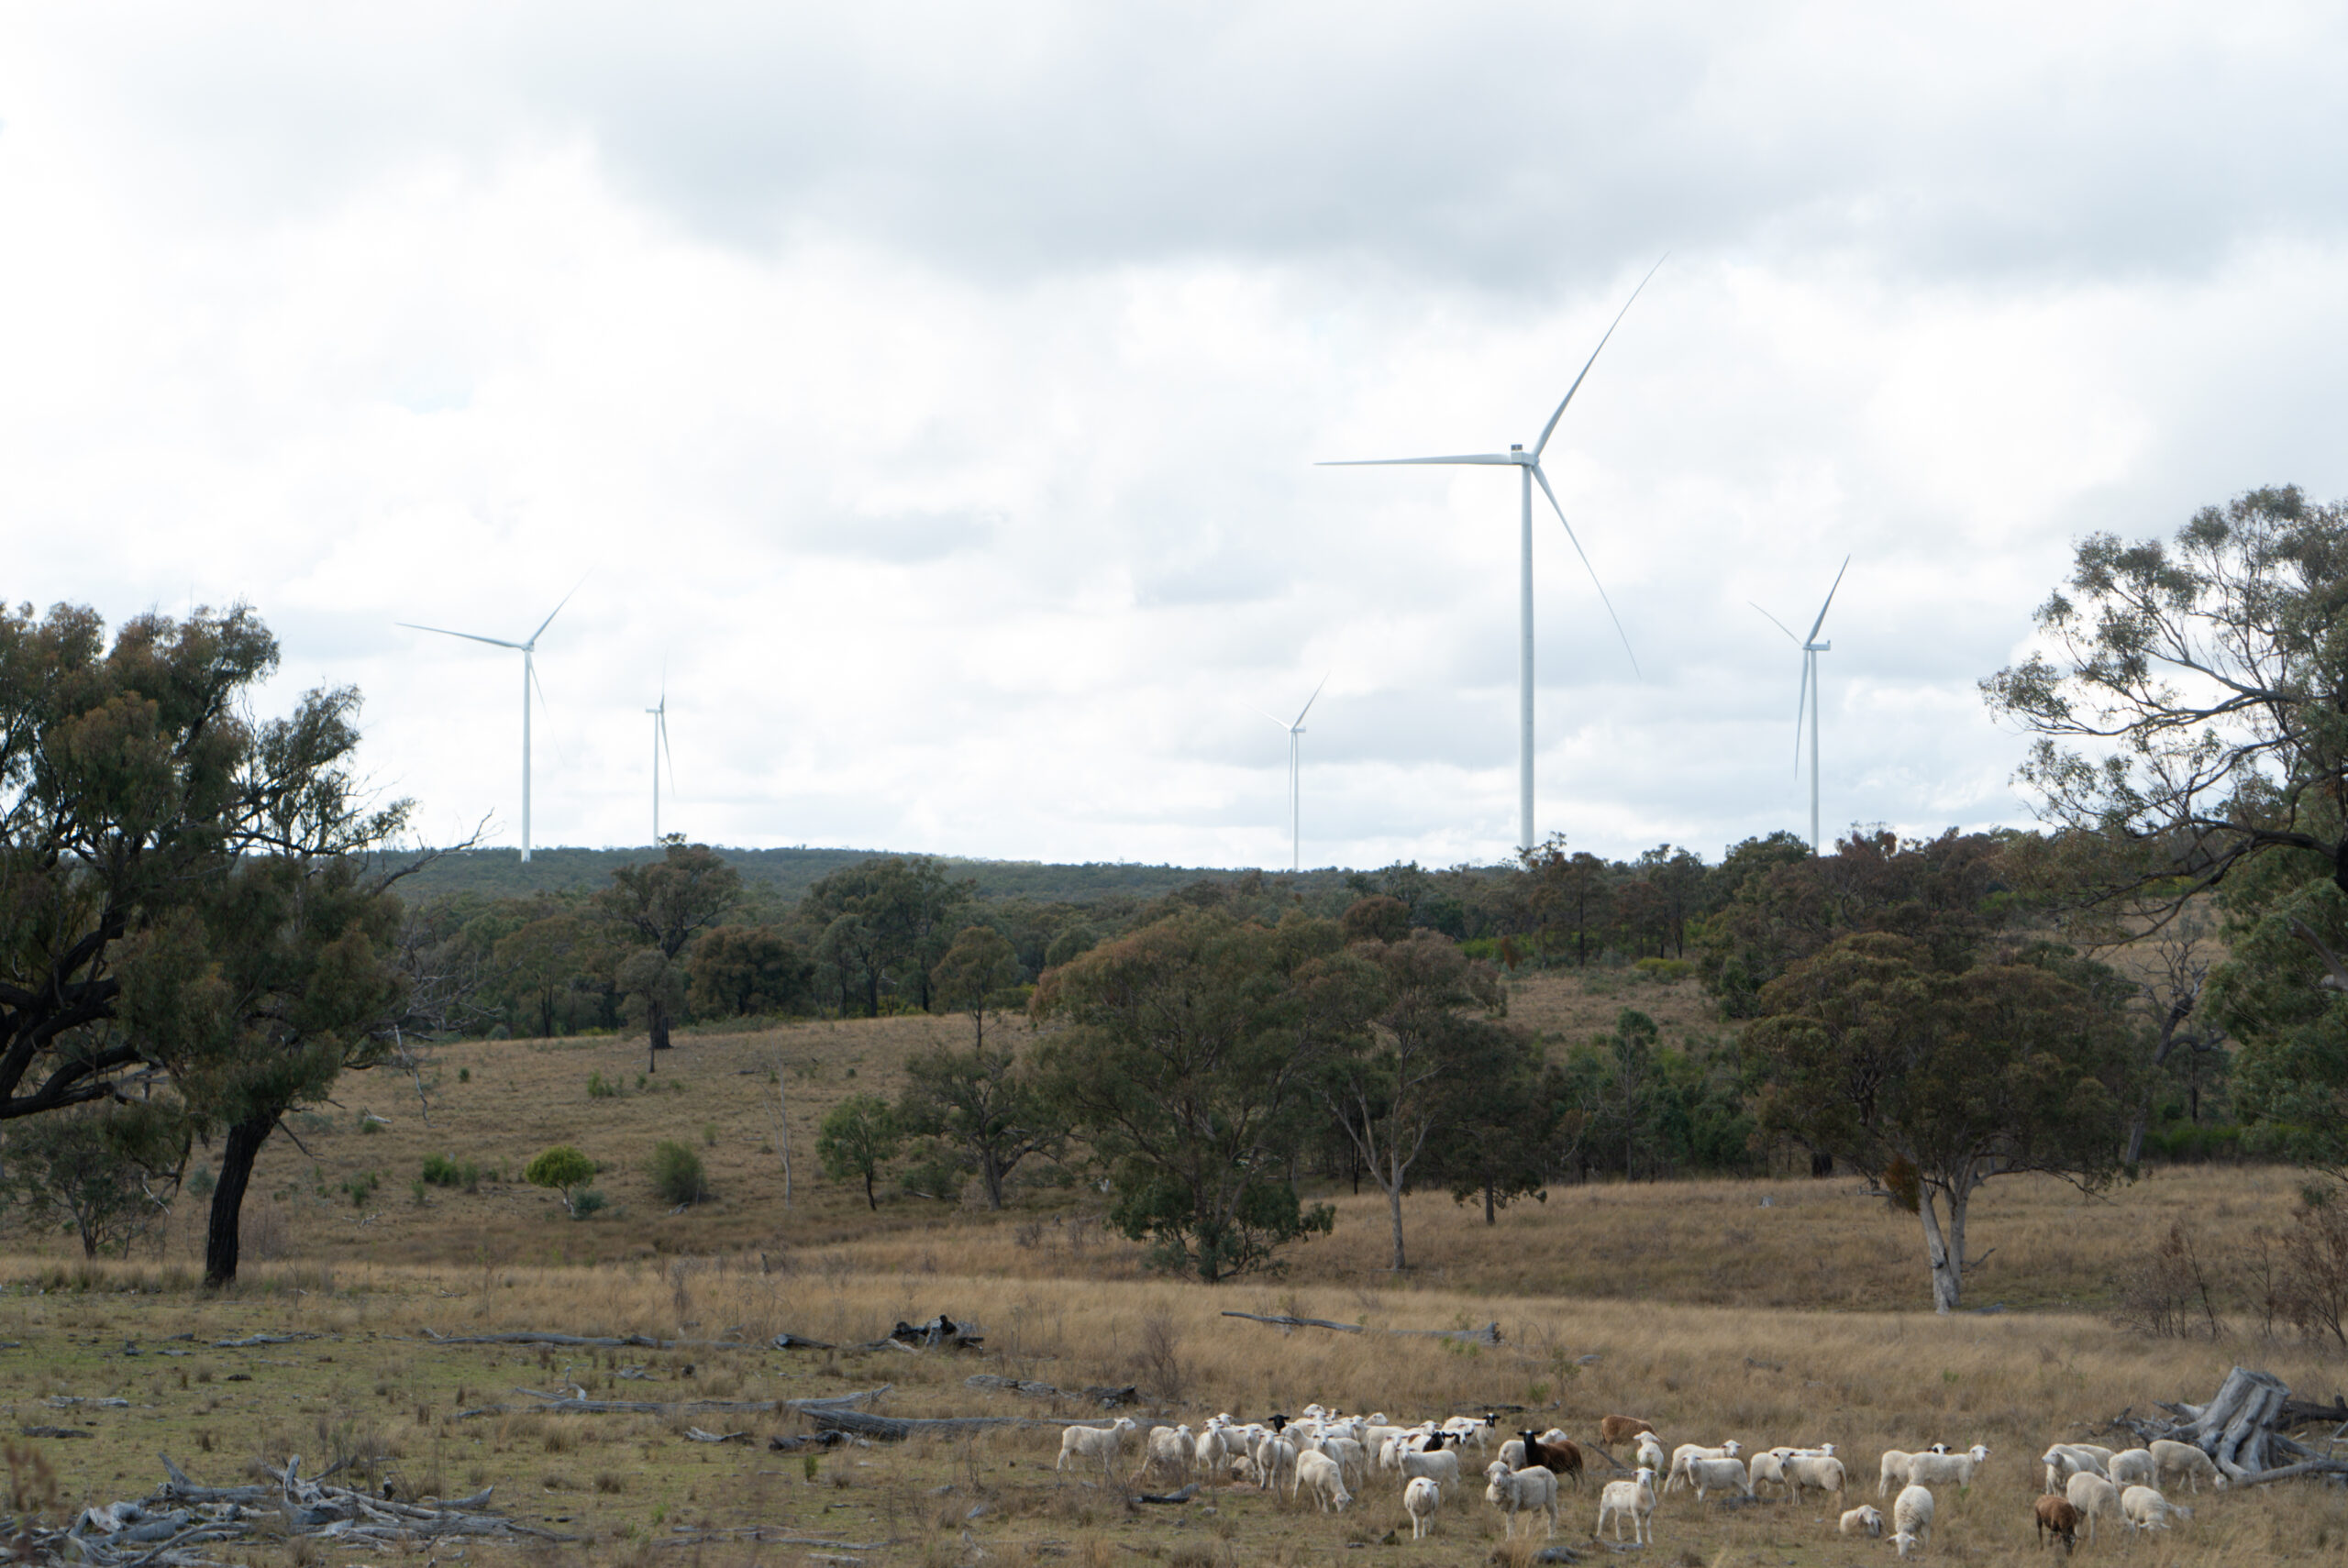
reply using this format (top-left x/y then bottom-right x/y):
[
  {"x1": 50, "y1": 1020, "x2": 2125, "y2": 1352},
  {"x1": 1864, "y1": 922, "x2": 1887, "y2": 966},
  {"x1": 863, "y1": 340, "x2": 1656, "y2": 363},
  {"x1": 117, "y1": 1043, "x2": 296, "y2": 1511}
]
[{"x1": 2111, "y1": 1365, "x2": 2348, "y2": 1484}]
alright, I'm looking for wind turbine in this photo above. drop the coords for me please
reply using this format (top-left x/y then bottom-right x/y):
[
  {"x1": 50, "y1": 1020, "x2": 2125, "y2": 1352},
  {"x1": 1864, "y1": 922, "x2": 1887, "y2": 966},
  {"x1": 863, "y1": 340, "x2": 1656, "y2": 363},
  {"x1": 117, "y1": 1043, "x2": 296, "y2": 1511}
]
[
  {"x1": 397, "y1": 580, "x2": 582, "y2": 863},
  {"x1": 646, "y1": 681, "x2": 677, "y2": 844},
  {"x1": 1750, "y1": 556, "x2": 1850, "y2": 854},
  {"x1": 1259, "y1": 675, "x2": 1328, "y2": 873},
  {"x1": 1319, "y1": 260, "x2": 1661, "y2": 853}
]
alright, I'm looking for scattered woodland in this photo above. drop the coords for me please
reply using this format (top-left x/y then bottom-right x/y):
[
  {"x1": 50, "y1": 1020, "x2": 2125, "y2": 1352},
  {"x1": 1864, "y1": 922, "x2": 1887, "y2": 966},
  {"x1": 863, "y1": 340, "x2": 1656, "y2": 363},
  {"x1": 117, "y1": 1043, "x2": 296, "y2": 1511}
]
[{"x1": 6, "y1": 486, "x2": 2348, "y2": 1562}]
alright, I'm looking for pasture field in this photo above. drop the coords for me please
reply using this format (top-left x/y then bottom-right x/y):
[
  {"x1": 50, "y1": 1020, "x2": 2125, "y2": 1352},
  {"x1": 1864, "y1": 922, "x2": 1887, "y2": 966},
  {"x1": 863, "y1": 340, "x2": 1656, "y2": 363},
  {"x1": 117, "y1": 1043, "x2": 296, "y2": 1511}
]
[{"x1": 2, "y1": 972, "x2": 2340, "y2": 1564}]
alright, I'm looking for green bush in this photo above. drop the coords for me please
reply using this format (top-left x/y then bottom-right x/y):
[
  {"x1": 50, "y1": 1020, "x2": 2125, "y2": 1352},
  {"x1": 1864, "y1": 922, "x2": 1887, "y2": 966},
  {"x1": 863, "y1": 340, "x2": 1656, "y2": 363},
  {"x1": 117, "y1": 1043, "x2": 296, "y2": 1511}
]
[
  {"x1": 420, "y1": 1154, "x2": 482, "y2": 1190},
  {"x1": 341, "y1": 1171, "x2": 380, "y2": 1209},
  {"x1": 572, "y1": 1189, "x2": 608, "y2": 1218},
  {"x1": 525, "y1": 1144, "x2": 597, "y2": 1217},
  {"x1": 648, "y1": 1141, "x2": 710, "y2": 1207},
  {"x1": 586, "y1": 1072, "x2": 619, "y2": 1099},
  {"x1": 1632, "y1": 956, "x2": 1694, "y2": 982}
]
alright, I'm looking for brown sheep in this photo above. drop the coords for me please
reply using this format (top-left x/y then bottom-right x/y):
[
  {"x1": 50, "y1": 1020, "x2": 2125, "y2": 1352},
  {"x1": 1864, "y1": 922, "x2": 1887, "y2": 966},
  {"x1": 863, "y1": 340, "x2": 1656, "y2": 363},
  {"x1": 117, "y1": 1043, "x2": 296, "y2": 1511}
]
[
  {"x1": 1520, "y1": 1430, "x2": 1585, "y2": 1489},
  {"x1": 2035, "y1": 1495, "x2": 2079, "y2": 1555},
  {"x1": 1599, "y1": 1415, "x2": 1655, "y2": 1447}
]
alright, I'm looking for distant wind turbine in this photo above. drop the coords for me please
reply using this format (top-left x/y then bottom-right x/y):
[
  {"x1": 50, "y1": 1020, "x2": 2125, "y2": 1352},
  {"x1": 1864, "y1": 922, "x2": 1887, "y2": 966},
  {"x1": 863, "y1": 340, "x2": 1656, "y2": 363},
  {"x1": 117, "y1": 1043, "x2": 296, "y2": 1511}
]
[
  {"x1": 646, "y1": 681, "x2": 677, "y2": 844},
  {"x1": 1320, "y1": 260, "x2": 1662, "y2": 852},
  {"x1": 1259, "y1": 675, "x2": 1328, "y2": 873},
  {"x1": 1750, "y1": 556, "x2": 1850, "y2": 854},
  {"x1": 397, "y1": 579, "x2": 584, "y2": 863}
]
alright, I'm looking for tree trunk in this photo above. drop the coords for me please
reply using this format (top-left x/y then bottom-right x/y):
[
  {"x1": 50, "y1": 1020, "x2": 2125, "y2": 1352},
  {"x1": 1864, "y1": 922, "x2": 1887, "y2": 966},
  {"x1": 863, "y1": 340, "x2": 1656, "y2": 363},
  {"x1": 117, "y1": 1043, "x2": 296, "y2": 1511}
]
[
  {"x1": 981, "y1": 1154, "x2": 1005, "y2": 1210},
  {"x1": 205, "y1": 1113, "x2": 274, "y2": 1288},
  {"x1": 1386, "y1": 1172, "x2": 1407, "y2": 1272},
  {"x1": 863, "y1": 1169, "x2": 877, "y2": 1210},
  {"x1": 648, "y1": 996, "x2": 671, "y2": 1058},
  {"x1": 1484, "y1": 1178, "x2": 1497, "y2": 1225},
  {"x1": 1918, "y1": 1183, "x2": 1966, "y2": 1314},
  {"x1": 1811, "y1": 1150, "x2": 1834, "y2": 1177}
]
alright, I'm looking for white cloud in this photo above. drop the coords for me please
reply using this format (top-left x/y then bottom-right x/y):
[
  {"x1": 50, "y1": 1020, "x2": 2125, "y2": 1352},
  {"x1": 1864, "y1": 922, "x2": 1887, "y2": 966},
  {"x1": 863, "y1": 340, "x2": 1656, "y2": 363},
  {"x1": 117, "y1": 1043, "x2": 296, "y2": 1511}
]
[{"x1": 5, "y1": 4, "x2": 2348, "y2": 871}]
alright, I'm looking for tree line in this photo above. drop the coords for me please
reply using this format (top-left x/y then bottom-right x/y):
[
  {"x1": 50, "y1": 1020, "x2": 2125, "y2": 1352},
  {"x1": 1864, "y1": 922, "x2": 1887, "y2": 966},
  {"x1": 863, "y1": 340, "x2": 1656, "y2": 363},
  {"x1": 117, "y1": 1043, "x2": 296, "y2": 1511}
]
[{"x1": 12, "y1": 486, "x2": 2348, "y2": 1309}]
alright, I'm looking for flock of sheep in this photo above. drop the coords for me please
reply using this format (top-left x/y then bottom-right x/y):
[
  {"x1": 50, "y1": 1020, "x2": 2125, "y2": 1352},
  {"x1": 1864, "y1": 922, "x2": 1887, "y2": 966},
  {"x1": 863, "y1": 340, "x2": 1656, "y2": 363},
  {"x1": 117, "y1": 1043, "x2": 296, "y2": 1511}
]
[{"x1": 1051, "y1": 1408, "x2": 2229, "y2": 1554}]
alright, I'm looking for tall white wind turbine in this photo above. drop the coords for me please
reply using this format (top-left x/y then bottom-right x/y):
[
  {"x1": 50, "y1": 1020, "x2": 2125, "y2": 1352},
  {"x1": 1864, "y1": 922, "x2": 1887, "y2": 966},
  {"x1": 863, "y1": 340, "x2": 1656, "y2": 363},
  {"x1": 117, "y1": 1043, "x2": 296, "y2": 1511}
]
[
  {"x1": 1319, "y1": 261, "x2": 1660, "y2": 853},
  {"x1": 1260, "y1": 675, "x2": 1328, "y2": 873},
  {"x1": 646, "y1": 682, "x2": 677, "y2": 844},
  {"x1": 1751, "y1": 556, "x2": 1850, "y2": 853},
  {"x1": 397, "y1": 581, "x2": 582, "y2": 863}
]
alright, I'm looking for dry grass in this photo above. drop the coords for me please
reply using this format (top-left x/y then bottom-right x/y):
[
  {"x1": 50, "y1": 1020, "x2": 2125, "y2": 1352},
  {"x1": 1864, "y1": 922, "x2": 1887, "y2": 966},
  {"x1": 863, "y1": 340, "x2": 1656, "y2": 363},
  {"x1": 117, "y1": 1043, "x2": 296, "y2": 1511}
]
[{"x1": 0, "y1": 973, "x2": 2335, "y2": 1563}]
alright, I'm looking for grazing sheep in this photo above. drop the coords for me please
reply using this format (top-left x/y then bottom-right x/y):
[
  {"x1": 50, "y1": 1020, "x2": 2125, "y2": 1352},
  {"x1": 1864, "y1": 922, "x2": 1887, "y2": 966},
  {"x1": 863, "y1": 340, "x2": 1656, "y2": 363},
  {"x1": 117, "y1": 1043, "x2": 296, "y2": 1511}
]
[
  {"x1": 1518, "y1": 1430, "x2": 1584, "y2": 1489},
  {"x1": 1137, "y1": 1423, "x2": 1192, "y2": 1484},
  {"x1": 1634, "y1": 1433, "x2": 1666, "y2": 1474},
  {"x1": 2040, "y1": 1444, "x2": 2108, "y2": 1495},
  {"x1": 2107, "y1": 1448, "x2": 2155, "y2": 1487},
  {"x1": 2064, "y1": 1472, "x2": 2122, "y2": 1545},
  {"x1": 1257, "y1": 1436, "x2": 1300, "y2": 1494},
  {"x1": 1878, "y1": 1450, "x2": 1924, "y2": 1496},
  {"x1": 2034, "y1": 1495, "x2": 2079, "y2": 1555},
  {"x1": 1316, "y1": 1434, "x2": 1368, "y2": 1486},
  {"x1": 1839, "y1": 1505, "x2": 1884, "y2": 1538},
  {"x1": 1482, "y1": 1461, "x2": 1559, "y2": 1539},
  {"x1": 1595, "y1": 1466, "x2": 1656, "y2": 1544},
  {"x1": 1293, "y1": 1450, "x2": 1351, "y2": 1513},
  {"x1": 1784, "y1": 1453, "x2": 1847, "y2": 1507},
  {"x1": 1686, "y1": 1456, "x2": 1754, "y2": 1501},
  {"x1": 1905, "y1": 1444, "x2": 1989, "y2": 1488},
  {"x1": 1057, "y1": 1419, "x2": 1137, "y2": 1479},
  {"x1": 1442, "y1": 1415, "x2": 1494, "y2": 1453},
  {"x1": 1746, "y1": 1450, "x2": 1789, "y2": 1500},
  {"x1": 1496, "y1": 1439, "x2": 1527, "y2": 1473},
  {"x1": 1599, "y1": 1414, "x2": 1656, "y2": 1447},
  {"x1": 1403, "y1": 1475, "x2": 1441, "y2": 1540},
  {"x1": 1891, "y1": 1483, "x2": 1933, "y2": 1559},
  {"x1": 1667, "y1": 1441, "x2": 1743, "y2": 1494},
  {"x1": 1400, "y1": 1443, "x2": 1461, "y2": 1496},
  {"x1": 2120, "y1": 1484, "x2": 2193, "y2": 1530},
  {"x1": 2149, "y1": 1439, "x2": 2226, "y2": 1494}
]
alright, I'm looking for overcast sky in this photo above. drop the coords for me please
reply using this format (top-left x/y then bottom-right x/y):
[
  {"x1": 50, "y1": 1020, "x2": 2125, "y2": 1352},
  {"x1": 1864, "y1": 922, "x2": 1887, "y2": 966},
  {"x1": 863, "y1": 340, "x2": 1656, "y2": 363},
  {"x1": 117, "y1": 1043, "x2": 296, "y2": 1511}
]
[{"x1": 6, "y1": 3, "x2": 2347, "y2": 872}]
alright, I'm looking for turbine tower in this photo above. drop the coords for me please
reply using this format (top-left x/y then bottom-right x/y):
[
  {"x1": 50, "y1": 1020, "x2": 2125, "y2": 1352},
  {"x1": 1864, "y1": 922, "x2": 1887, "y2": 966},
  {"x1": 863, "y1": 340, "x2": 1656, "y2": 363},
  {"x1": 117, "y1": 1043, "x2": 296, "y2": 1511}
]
[
  {"x1": 1751, "y1": 556, "x2": 1850, "y2": 853},
  {"x1": 1320, "y1": 261, "x2": 1659, "y2": 852},
  {"x1": 397, "y1": 582, "x2": 581, "y2": 863},
  {"x1": 1260, "y1": 675, "x2": 1328, "y2": 873},
  {"x1": 646, "y1": 683, "x2": 676, "y2": 844}
]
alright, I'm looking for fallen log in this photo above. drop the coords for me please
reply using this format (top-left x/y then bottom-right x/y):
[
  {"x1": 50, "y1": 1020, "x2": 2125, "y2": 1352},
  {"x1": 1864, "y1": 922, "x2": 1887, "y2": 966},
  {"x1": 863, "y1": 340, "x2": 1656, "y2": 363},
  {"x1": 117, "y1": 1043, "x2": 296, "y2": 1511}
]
[
  {"x1": 803, "y1": 1406, "x2": 1086, "y2": 1441},
  {"x1": 1135, "y1": 1484, "x2": 1198, "y2": 1505},
  {"x1": 684, "y1": 1427, "x2": 750, "y2": 1443},
  {"x1": 1219, "y1": 1311, "x2": 1501, "y2": 1346},
  {"x1": 966, "y1": 1375, "x2": 1139, "y2": 1408},
  {"x1": 212, "y1": 1332, "x2": 320, "y2": 1348},
  {"x1": 786, "y1": 1386, "x2": 891, "y2": 1412},
  {"x1": 2115, "y1": 1366, "x2": 2348, "y2": 1484}
]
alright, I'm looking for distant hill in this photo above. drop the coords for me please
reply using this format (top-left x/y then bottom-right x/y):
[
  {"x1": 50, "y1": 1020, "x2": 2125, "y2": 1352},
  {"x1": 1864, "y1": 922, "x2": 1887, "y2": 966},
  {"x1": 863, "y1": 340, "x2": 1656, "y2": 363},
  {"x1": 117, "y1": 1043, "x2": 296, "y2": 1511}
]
[{"x1": 379, "y1": 844, "x2": 1369, "y2": 908}]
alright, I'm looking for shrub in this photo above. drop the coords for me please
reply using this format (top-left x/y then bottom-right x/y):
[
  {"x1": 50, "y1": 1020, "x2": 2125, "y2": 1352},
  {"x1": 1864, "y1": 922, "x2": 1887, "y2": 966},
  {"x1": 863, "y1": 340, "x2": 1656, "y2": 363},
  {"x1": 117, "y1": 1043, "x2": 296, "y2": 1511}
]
[
  {"x1": 1632, "y1": 956, "x2": 1693, "y2": 982},
  {"x1": 420, "y1": 1154, "x2": 482, "y2": 1188},
  {"x1": 572, "y1": 1189, "x2": 608, "y2": 1218},
  {"x1": 525, "y1": 1145, "x2": 597, "y2": 1216},
  {"x1": 341, "y1": 1172, "x2": 380, "y2": 1209},
  {"x1": 648, "y1": 1142, "x2": 710, "y2": 1207},
  {"x1": 586, "y1": 1072, "x2": 619, "y2": 1099}
]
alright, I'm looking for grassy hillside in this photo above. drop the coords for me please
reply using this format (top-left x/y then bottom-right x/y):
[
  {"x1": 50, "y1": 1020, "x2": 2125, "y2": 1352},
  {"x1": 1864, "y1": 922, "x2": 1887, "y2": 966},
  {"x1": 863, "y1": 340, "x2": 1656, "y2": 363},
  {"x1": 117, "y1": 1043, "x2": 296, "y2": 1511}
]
[{"x1": 378, "y1": 844, "x2": 1379, "y2": 909}]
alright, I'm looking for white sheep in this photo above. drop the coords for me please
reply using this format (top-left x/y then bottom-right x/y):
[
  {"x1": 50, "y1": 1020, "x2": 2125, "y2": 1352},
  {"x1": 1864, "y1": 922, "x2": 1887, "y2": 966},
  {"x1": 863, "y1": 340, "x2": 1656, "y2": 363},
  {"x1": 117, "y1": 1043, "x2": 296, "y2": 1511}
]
[
  {"x1": 1496, "y1": 1438, "x2": 1527, "y2": 1473},
  {"x1": 1482, "y1": 1461, "x2": 1558, "y2": 1539},
  {"x1": 1838, "y1": 1504, "x2": 1884, "y2": 1538},
  {"x1": 1634, "y1": 1433, "x2": 1666, "y2": 1474},
  {"x1": 2121, "y1": 1483, "x2": 2192, "y2": 1530},
  {"x1": 1057, "y1": 1418, "x2": 1137, "y2": 1479},
  {"x1": 1316, "y1": 1434, "x2": 1368, "y2": 1486},
  {"x1": 1745, "y1": 1450, "x2": 1789, "y2": 1499},
  {"x1": 1686, "y1": 1456, "x2": 1753, "y2": 1501},
  {"x1": 1403, "y1": 1475, "x2": 1441, "y2": 1540},
  {"x1": 1401, "y1": 1444, "x2": 1461, "y2": 1496},
  {"x1": 1442, "y1": 1415, "x2": 1492, "y2": 1453},
  {"x1": 1293, "y1": 1449, "x2": 1351, "y2": 1513},
  {"x1": 1784, "y1": 1453, "x2": 1846, "y2": 1507},
  {"x1": 1594, "y1": 1466, "x2": 1656, "y2": 1544},
  {"x1": 1904, "y1": 1443, "x2": 1988, "y2": 1488},
  {"x1": 1877, "y1": 1450, "x2": 1923, "y2": 1496},
  {"x1": 1137, "y1": 1423, "x2": 1192, "y2": 1483},
  {"x1": 2107, "y1": 1447, "x2": 2155, "y2": 1487},
  {"x1": 2149, "y1": 1439, "x2": 2225, "y2": 1494},
  {"x1": 2040, "y1": 1443, "x2": 2108, "y2": 1495},
  {"x1": 1257, "y1": 1436, "x2": 1300, "y2": 1493},
  {"x1": 2064, "y1": 1472, "x2": 2123, "y2": 1544},
  {"x1": 1665, "y1": 1440, "x2": 1743, "y2": 1494},
  {"x1": 1891, "y1": 1483, "x2": 1933, "y2": 1558}
]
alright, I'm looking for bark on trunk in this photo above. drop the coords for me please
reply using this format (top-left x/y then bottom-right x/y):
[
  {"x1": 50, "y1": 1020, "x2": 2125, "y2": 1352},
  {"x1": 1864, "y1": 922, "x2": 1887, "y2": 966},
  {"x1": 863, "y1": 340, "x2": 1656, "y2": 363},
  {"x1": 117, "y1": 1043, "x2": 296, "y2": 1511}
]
[
  {"x1": 1918, "y1": 1186, "x2": 1965, "y2": 1314},
  {"x1": 863, "y1": 1170, "x2": 877, "y2": 1211},
  {"x1": 1387, "y1": 1176, "x2": 1407, "y2": 1272},
  {"x1": 1484, "y1": 1178, "x2": 1497, "y2": 1225},
  {"x1": 205, "y1": 1114, "x2": 274, "y2": 1288},
  {"x1": 981, "y1": 1154, "x2": 1005, "y2": 1211}
]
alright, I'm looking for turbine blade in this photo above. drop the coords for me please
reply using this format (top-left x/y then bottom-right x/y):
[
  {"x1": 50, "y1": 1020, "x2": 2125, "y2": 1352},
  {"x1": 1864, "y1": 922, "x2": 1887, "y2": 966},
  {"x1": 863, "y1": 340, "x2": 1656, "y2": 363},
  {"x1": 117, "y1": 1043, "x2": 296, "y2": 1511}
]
[
  {"x1": 1257, "y1": 709, "x2": 1294, "y2": 732},
  {"x1": 1316, "y1": 453, "x2": 1517, "y2": 467},
  {"x1": 1532, "y1": 254, "x2": 1667, "y2": 461},
  {"x1": 1531, "y1": 463, "x2": 1641, "y2": 679},
  {"x1": 526, "y1": 571, "x2": 591, "y2": 648},
  {"x1": 1793, "y1": 657, "x2": 1809, "y2": 775},
  {"x1": 1292, "y1": 672, "x2": 1331, "y2": 728},
  {"x1": 396, "y1": 622, "x2": 524, "y2": 650},
  {"x1": 530, "y1": 660, "x2": 552, "y2": 718},
  {"x1": 1805, "y1": 554, "x2": 1852, "y2": 644},
  {"x1": 660, "y1": 711, "x2": 678, "y2": 797},
  {"x1": 1748, "y1": 602, "x2": 1800, "y2": 643}
]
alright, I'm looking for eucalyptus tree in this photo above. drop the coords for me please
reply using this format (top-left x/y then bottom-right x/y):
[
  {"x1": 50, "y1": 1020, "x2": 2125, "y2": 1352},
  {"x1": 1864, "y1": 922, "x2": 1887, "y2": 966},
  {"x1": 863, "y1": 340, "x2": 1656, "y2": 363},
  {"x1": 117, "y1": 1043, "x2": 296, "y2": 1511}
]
[{"x1": 598, "y1": 840, "x2": 740, "y2": 1062}]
